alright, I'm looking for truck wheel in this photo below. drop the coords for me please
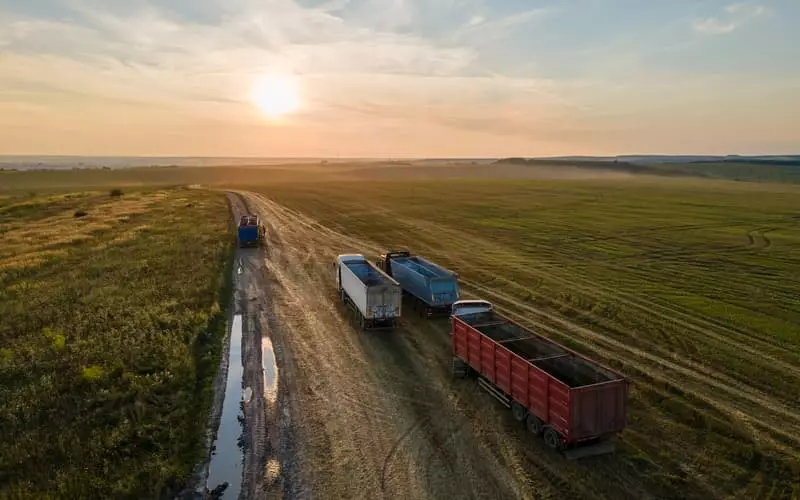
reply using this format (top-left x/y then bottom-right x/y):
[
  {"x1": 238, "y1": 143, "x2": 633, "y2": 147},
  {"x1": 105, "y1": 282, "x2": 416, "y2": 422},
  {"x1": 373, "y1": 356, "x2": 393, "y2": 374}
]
[
  {"x1": 452, "y1": 358, "x2": 468, "y2": 378},
  {"x1": 526, "y1": 414, "x2": 544, "y2": 435},
  {"x1": 511, "y1": 402, "x2": 528, "y2": 423},
  {"x1": 543, "y1": 428, "x2": 562, "y2": 451}
]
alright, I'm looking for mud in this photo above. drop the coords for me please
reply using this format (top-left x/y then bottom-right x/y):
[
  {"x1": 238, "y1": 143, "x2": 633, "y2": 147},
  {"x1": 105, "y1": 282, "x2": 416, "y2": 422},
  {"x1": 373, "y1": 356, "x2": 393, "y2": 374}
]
[
  {"x1": 222, "y1": 190, "x2": 595, "y2": 500},
  {"x1": 207, "y1": 315, "x2": 245, "y2": 499},
  {"x1": 223, "y1": 193, "x2": 288, "y2": 500},
  {"x1": 212, "y1": 190, "x2": 674, "y2": 500}
]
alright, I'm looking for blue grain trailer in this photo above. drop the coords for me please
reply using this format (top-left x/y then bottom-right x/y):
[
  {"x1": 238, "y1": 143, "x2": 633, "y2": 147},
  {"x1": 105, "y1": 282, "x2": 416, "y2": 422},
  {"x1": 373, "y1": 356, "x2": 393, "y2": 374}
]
[
  {"x1": 376, "y1": 251, "x2": 460, "y2": 317},
  {"x1": 238, "y1": 214, "x2": 265, "y2": 248}
]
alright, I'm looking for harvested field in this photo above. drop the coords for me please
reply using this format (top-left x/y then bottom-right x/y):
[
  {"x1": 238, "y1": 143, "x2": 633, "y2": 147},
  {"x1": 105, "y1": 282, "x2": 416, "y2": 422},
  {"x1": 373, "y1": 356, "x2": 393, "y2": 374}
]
[{"x1": 245, "y1": 176, "x2": 800, "y2": 499}]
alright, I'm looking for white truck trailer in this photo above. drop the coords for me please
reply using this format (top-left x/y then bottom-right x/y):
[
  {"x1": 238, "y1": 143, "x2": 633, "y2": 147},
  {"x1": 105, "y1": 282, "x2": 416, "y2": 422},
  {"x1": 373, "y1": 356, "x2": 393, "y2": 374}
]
[{"x1": 335, "y1": 254, "x2": 402, "y2": 330}]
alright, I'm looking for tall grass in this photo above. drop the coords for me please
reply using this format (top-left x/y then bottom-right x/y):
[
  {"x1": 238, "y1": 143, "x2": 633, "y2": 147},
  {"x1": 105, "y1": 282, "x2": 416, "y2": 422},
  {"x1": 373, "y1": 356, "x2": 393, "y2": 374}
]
[{"x1": 0, "y1": 188, "x2": 233, "y2": 498}]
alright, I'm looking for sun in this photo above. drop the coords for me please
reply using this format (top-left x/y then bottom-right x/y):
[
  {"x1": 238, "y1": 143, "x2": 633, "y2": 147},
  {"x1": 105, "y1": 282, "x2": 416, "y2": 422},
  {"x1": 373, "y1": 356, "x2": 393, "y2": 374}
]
[{"x1": 252, "y1": 75, "x2": 300, "y2": 118}]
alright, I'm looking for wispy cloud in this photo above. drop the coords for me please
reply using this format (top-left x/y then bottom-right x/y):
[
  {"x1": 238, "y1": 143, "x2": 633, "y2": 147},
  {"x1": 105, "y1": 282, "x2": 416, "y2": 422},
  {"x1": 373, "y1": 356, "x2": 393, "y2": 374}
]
[
  {"x1": 693, "y1": 2, "x2": 769, "y2": 35},
  {"x1": 454, "y1": 7, "x2": 554, "y2": 41},
  {"x1": 0, "y1": 0, "x2": 795, "y2": 156},
  {"x1": 465, "y1": 15, "x2": 485, "y2": 28}
]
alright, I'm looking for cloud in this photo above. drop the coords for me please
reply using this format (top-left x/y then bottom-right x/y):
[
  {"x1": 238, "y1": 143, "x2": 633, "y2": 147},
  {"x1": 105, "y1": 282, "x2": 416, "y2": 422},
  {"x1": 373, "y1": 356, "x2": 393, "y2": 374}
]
[
  {"x1": 1, "y1": 0, "x2": 590, "y2": 154},
  {"x1": 453, "y1": 7, "x2": 554, "y2": 41},
  {"x1": 465, "y1": 15, "x2": 484, "y2": 27},
  {"x1": 0, "y1": 0, "x2": 478, "y2": 104},
  {"x1": 693, "y1": 2, "x2": 769, "y2": 35}
]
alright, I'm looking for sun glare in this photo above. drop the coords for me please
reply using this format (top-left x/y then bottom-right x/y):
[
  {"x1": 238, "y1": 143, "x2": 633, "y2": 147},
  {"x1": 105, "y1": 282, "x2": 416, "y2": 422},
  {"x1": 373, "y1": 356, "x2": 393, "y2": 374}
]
[{"x1": 252, "y1": 75, "x2": 300, "y2": 118}]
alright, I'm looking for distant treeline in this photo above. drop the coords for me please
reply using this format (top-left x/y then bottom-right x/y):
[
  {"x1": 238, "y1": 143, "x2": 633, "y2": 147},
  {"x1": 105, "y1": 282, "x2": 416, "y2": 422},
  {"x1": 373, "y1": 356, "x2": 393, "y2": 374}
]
[
  {"x1": 494, "y1": 158, "x2": 698, "y2": 177},
  {"x1": 691, "y1": 158, "x2": 800, "y2": 167},
  {"x1": 495, "y1": 157, "x2": 800, "y2": 183}
]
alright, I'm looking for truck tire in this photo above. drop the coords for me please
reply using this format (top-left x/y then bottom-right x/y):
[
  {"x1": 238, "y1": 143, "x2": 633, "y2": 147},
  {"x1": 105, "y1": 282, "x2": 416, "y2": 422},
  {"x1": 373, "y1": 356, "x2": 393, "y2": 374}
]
[
  {"x1": 526, "y1": 414, "x2": 544, "y2": 435},
  {"x1": 543, "y1": 428, "x2": 562, "y2": 451},
  {"x1": 511, "y1": 402, "x2": 528, "y2": 423},
  {"x1": 452, "y1": 357, "x2": 468, "y2": 378}
]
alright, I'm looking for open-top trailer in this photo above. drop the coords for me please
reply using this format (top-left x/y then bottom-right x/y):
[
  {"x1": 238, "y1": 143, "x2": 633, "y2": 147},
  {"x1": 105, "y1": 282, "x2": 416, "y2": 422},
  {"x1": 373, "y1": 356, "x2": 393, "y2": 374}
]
[{"x1": 451, "y1": 300, "x2": 629, "y2": 459}]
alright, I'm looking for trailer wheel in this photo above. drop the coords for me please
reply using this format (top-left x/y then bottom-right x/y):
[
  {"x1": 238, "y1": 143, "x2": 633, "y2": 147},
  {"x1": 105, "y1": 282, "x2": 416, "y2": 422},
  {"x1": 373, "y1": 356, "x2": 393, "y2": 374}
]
[
  {"x1": 452, "y1": 358, "x2": 468, "y2": 378},
  {"x1": 511, "y1": 402, "x2": 528, "y2": 423},
  {"x1": 543, "y1": 428, "x2": 562, "y2": 451},
  {"x1": 526, "y1": 414, "x2": 544, "y2": 435}
]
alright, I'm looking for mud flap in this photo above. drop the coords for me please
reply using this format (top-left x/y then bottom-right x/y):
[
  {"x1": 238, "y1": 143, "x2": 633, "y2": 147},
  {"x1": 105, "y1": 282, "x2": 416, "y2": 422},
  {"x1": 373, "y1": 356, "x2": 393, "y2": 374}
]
[{"x1": 563, "y1": 440, "x2": 616, "y2": 460}]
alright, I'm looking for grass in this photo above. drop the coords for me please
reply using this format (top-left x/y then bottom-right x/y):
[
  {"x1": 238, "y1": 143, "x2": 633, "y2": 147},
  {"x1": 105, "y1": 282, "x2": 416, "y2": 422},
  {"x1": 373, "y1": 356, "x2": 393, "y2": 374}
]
[
  {"x1": 4, "y1": 164, "x2": 800, "y2": 498},
  {"x1": 253, "y1": 176, "x2": 800, "y2": 499},
  {"x1": 1, "y1": 157, "x2": 798, "y2": 196},
  {"x1": 0, "y1": 188, "x2": 233, "y2": 499}
]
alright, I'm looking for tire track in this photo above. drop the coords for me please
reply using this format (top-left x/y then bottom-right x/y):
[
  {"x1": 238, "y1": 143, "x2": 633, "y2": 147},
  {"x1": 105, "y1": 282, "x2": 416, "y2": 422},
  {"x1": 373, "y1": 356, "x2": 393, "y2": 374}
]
[
  {"x1": 459, "y1": 278, "x2": 800, "y2": 457},
  {"x1": 239, "y1": 191, "x2": 662, "y2": 499},
  {"x1": 238, "y1": 191, "x2": 526, "y2": 499},
  {"x1": 382, "y1": 215, "x2": 800, "y2": 413},
  {"x1": 380, "y1": 417, "x2": 430, "y2": 491},
  {"x1": 396, "y1": 216, "x2": 800, "y2": 376},
  {"x1": 225, "y1": 192, "x2": 270, "y2": 500}
]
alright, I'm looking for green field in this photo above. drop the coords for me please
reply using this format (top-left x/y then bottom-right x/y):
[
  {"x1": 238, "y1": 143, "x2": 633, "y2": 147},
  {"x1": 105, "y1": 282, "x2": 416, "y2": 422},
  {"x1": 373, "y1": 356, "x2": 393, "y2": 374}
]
[
  {"x1": 3, "y1": 165, "x2": 800, "y2": 499},
  {"x1": 0, "y1": 189, "x2": 232, "y2": 498},
  {"x1": 1, "y1": 157, "x2": 798, "y2": 196},
  {"x1": 257, "y1": 176, "x2": 800, "y2": 499}
]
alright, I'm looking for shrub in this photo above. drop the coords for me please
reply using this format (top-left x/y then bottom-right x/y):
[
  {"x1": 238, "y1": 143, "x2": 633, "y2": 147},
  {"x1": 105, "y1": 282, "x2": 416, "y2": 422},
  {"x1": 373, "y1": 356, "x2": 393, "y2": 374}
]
[
  {"x1": 74, "y1": 210, "x2": 88, "y2": 218},
  {"x1": 81, "y1": 365, "x2": 104, "y2": 381},
  {"x1": 110, "y1": 189, "x2": 123, "y2": 197}
]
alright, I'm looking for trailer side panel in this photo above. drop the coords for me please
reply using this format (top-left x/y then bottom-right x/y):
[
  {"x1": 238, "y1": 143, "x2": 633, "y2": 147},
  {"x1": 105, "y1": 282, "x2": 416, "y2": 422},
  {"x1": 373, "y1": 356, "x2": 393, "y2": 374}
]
[
  {"x1": 339, "y1": 261, "x2": 368, "y2": 317},
  {"x1": 452, "y1": 311, "x2": 627, "y2": 446}
]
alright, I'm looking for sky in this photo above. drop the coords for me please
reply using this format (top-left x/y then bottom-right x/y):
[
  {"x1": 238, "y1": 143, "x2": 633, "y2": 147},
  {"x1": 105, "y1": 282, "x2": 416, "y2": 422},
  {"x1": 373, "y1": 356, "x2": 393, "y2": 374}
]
[{"x1": 0, "y1": 0, "x2": 798, "y2": 157}]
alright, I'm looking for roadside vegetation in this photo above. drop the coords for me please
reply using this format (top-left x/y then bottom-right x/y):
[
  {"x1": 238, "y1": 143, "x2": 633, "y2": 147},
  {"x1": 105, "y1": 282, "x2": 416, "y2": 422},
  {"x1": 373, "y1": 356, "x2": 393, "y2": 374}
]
[
  {"x1": 257, "y1": 177, "x2": 800, "y2": 499},
  {"x1": 0, "y1": 188, "x2": 232, "y2": 498}
]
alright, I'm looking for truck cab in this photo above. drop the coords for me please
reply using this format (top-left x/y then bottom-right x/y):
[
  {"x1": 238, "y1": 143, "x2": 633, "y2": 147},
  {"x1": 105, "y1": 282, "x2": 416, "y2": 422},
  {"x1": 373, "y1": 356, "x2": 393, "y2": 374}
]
[
  {"x1": 376, "y1": 250, "x2": 411, "y2": 277},
  {"x1": 451, "y1": 300, "x2": 493, "y2": 317}
]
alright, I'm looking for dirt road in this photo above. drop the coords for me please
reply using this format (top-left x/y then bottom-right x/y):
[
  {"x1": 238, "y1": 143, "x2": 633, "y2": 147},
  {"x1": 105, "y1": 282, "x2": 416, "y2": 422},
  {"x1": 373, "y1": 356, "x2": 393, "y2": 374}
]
[{"x1": 227, "y1": 191, "x2": 647, "y2": 500}]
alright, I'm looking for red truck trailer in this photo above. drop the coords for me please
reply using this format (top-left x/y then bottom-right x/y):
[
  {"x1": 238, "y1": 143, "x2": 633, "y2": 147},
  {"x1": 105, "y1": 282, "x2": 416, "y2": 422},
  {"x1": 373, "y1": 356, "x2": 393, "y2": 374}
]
[{"x1": 451, "y1": 300, "x2": 629, "y2": 459}]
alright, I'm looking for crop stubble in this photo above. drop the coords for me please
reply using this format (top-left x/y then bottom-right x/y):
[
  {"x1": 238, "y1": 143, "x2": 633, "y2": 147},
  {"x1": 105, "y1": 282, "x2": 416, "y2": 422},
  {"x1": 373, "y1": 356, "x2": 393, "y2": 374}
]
[{"x1": 247, "y1": 179, "x2": 800, "y2": 500}]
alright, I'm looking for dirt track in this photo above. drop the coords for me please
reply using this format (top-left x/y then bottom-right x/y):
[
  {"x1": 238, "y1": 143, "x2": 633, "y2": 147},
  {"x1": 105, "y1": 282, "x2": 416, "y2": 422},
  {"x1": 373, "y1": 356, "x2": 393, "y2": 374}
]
[{"x1": 227, "y1": 191, "x2": 653, "y2": 500}]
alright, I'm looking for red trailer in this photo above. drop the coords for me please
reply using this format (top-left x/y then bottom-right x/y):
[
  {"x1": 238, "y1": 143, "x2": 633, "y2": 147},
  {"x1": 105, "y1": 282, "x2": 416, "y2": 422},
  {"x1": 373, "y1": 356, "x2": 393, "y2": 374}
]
[{"x1": 451, "y1": 300, "x2": 629, "y2": 459}]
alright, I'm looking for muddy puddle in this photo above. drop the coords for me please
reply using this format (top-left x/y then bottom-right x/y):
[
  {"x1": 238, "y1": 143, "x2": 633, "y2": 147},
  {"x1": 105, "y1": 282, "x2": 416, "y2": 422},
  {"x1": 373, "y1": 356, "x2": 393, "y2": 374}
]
[
  {"x1": 262, "y1": 336, "x2": 278, "y2": 404},
  {"x1": 207, "y1": 314, "x2": 244, "y2": 499}
]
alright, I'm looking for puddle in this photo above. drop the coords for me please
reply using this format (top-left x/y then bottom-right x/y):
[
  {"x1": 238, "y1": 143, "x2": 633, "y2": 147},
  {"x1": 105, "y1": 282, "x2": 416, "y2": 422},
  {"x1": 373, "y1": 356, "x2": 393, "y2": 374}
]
[
  {"x1": 262, "y1": 336, "x2": 278, "y2": 404},
  {"x1": 207, "y1": 314, "x2": 244, "y2": 499},
  {"x1": 243, "y1": 386, "x2": 253, "y2": 404},
  {"x1": 265, "y1": 458, "x2": 281, "y2": 484}
]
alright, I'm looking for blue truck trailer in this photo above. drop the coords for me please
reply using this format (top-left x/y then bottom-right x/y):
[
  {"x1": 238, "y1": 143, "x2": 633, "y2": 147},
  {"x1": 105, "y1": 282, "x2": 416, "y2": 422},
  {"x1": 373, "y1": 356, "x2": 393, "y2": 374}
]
[
  {"x1": 376, "y1": 251, "x2": 460, "y2": 317},
  {"x1": 238, "y1": 214, "x2": 265, "y2": 248}
]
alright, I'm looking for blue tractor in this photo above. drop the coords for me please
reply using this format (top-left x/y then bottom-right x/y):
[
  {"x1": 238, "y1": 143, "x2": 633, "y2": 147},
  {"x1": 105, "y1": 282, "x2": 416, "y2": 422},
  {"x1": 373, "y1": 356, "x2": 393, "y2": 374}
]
[{"x1": 237, "y1": 214, "x2": 266, "y2": 248}]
